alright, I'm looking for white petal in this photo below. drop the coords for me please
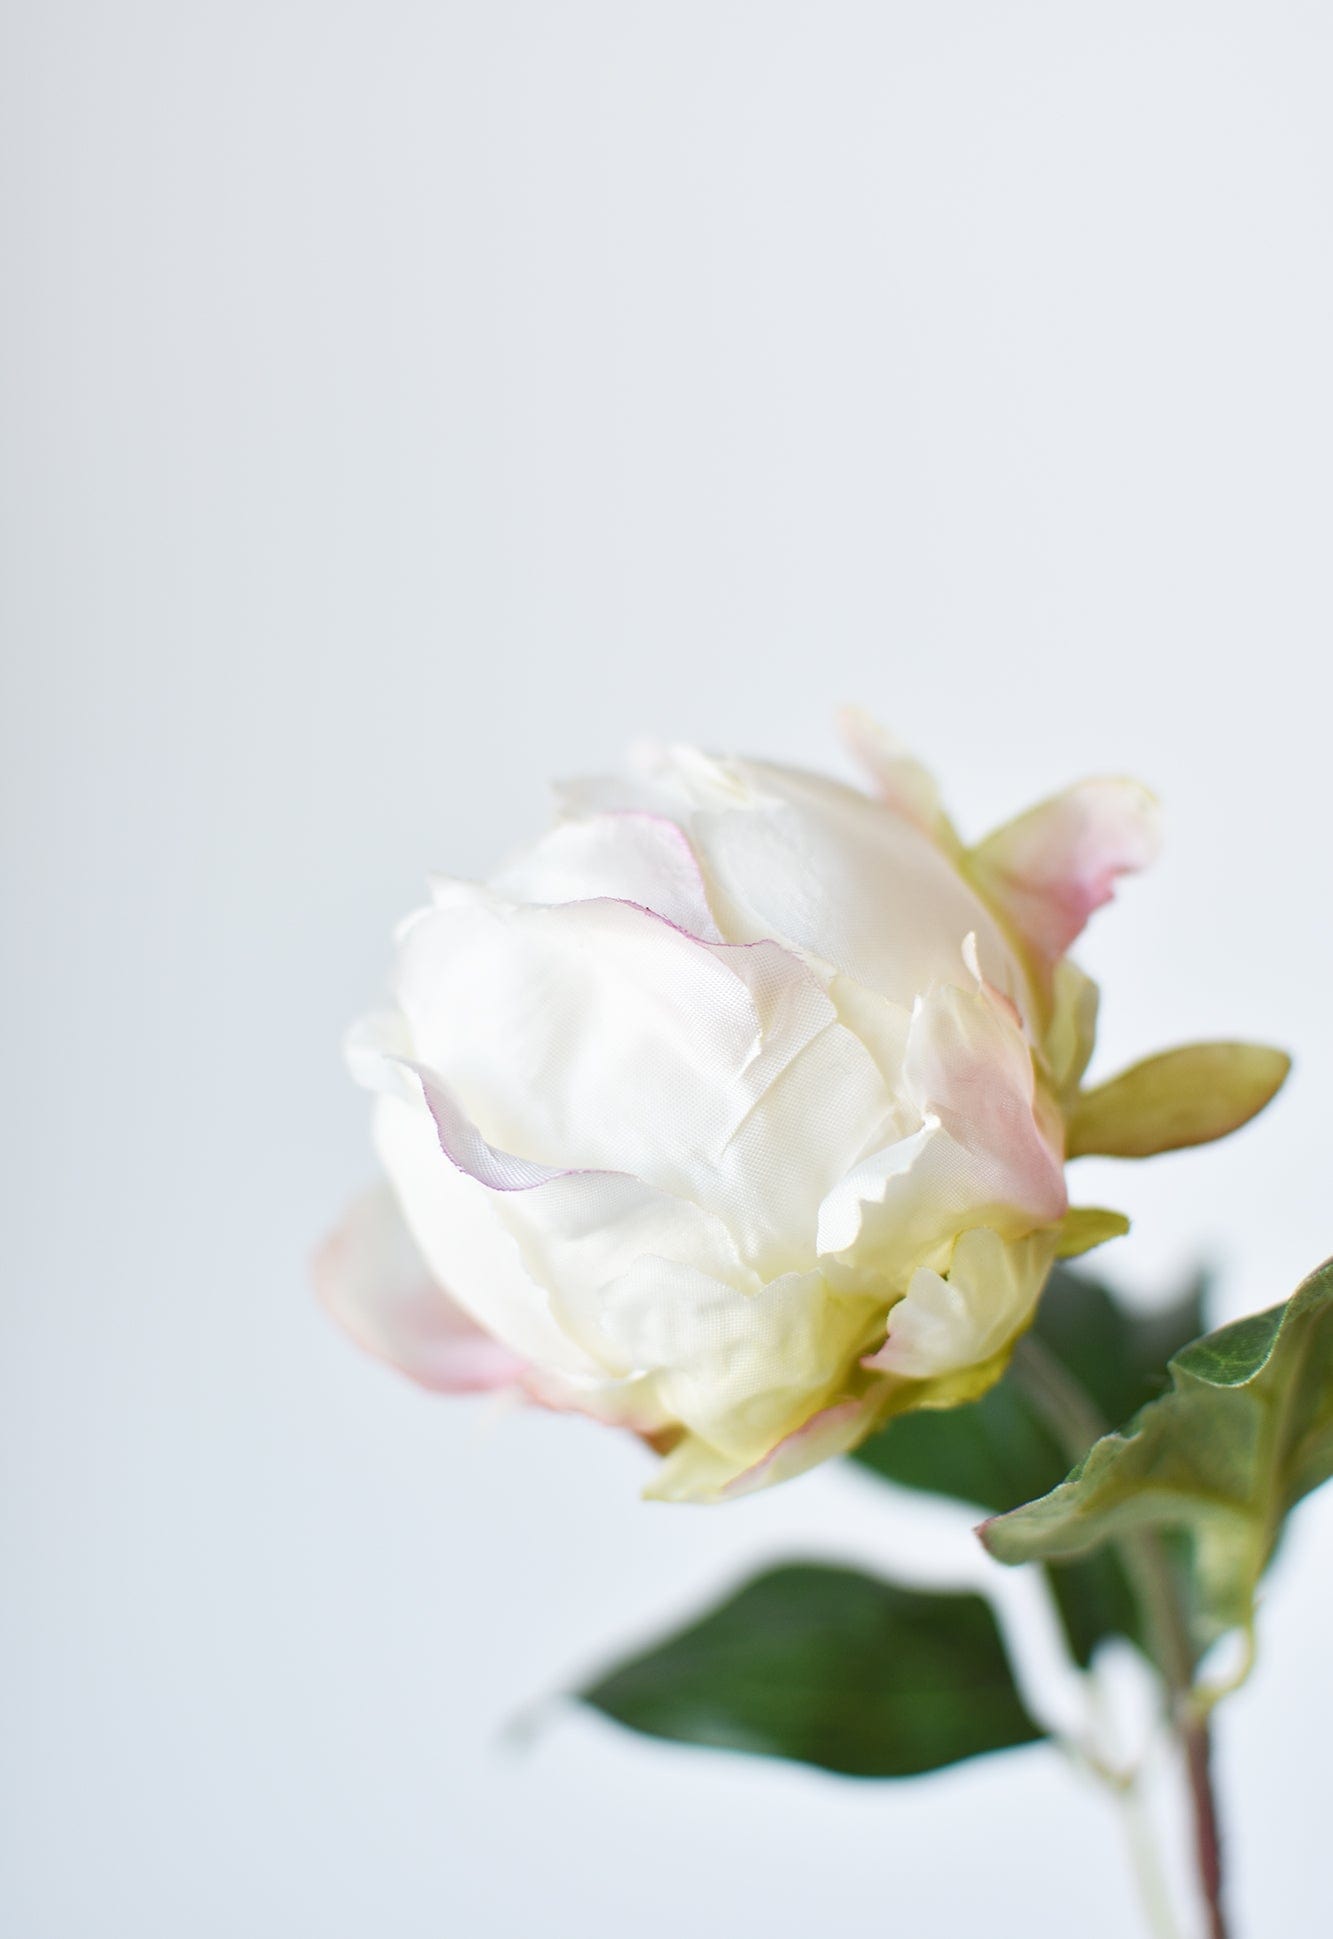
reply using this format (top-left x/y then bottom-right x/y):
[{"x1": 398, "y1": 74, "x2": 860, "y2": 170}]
[
  {"x1": 372, "y1": 1094, "x2": 602, "y2": 1379},
  {"x1": 394, "y1": 892, "x2": 891, "y2": 1275},
  {"x1": 489, "y1": 809, "x2": 722, "y2": 939},
  {"x1": 663, "y1": 751, "x2": 1033, "y2": 1017}
]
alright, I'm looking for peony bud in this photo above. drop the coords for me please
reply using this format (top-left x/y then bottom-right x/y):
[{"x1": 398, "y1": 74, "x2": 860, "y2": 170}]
[{"x1": 317, "y1": 721, "x2": 1287, "y2": 1501}]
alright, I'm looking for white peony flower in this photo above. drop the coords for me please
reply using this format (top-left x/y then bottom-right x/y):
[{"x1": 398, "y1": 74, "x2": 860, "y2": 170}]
[{"x1": 317, "y1": 717, "x2": 1287, "y2": 1501}]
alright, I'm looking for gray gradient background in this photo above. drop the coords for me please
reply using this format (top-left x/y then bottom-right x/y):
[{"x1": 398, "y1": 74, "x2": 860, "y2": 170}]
[{"x1": 4, "y1": 5, "x2": 1331, "y2": 1935}]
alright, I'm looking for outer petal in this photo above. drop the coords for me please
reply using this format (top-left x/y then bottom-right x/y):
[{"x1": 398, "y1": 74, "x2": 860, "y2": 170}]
[
  {"x1": 969, "y1": 778, "x2": 1161, "y2": 974},
  {"x1": 372, "y1": 1093, "x2": 606, "y2": 1379},
  {"x1": 1067, "y1": 1042, "x2": 1290, "y2": 1159},
  {"x1": 488, "y1": 810, "x2": 722, "y2": 939},
  {"x1": 393, "y1": 891, "x2": 893, "y2": 1276},
  {"x1": 863, "y1": 1227, "x2": 1059, "y2": 1380},
  {"x1": 314, "y1": 1182, "x2": 528, "y2": 1393},
  {"x1": 645, "y1": 1397, "x2": 877, "y2": 1504},
  {"x1": 561, "y1": 746, "x2": 1035, "y2": 1021}
]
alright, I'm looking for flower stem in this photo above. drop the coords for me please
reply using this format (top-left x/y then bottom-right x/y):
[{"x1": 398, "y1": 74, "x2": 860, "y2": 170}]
[{"x1": 1008, "y1": 1334, "x2": 1231, "y2": 1939}]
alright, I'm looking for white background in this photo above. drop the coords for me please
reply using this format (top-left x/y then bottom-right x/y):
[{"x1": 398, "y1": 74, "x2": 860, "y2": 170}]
[{"x1": 5, "y1": 4, "x2": 1331, "y2": 1935}]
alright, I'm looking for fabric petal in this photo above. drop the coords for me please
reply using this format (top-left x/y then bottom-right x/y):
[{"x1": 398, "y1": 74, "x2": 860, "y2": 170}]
[
  {"x1": 837, "y1": 708, "x2": 960, "y2": 852},
  {"x1": 558, "y1": 746, "x2": 1035, "y2": 1020},
  {"x1": 488, "y1": 809, "x2": 722, "y2": 939},
  {"x1": 679, "y1": 752, "x2": 1034, "y2": 1018},
  {"x1": 969, "y1": 777, "x2": 1161, "y2": 974},
  {"x1": 372, "y1": 1094, "x2": 606, "y2": 1379},
  {"x1": 863, "y1": 1227, "x2": 1059, "y2": 1380},
  {"x1": 645, "y1": 1397, "x2": 877, "y2": 1504},
  {"x1": 393, "y1": 891, "x2": 893, "y2": 1276},
  {"x1": 902, "y1": 975, "x2": 1067, "y2": 1227},
  {"x1": 586, "y1": 1261, "x2": 879, "y2": 1466},
  {"x1": 314, "y1": 1181, "x2": 529, "y2": 1393},
  {"x1": 817, "y1": 967, "x2": 1066, "y2": 1296}
]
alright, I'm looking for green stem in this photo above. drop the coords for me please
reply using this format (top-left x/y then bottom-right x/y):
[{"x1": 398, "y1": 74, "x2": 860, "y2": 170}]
[{"x1": 1009, "y1": 1334, "x2": 1230, "y2": 1939}]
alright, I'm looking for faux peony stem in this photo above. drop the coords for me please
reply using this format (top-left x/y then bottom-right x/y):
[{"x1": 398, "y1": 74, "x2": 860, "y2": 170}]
[{"x1": 1008, "y1": 1334, "x2": 1229, "y2": 1939}]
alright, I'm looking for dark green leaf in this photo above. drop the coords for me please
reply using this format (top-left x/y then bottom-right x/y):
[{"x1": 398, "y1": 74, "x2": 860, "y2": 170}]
[
  {"x1": 851, "y1": 1263, "x2": 1205, "y2": 1666},
  {"x1": 982, "y1": 1259, "x2": 1333, "y2": 1656},
  {"x1": 578, "y1": 1563, "x2": 1045, "y2": 1778}
]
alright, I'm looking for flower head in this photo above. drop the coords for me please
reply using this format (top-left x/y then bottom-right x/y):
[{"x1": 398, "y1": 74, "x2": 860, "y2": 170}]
[{"x1": 318, "y1": 719, "x2": 1287, "y2": 1500}]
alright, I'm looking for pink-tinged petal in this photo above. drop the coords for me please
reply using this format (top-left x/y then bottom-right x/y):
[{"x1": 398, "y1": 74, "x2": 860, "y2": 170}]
[
  {"x1": 716, "y1": 1397, "x2": 875, "y2": 1499},
  {"x1": 316, "y1": 1178, "x2": 674, "y2": 1435},
  {"x1": 372, "y1": 1094, "x2": 609, "y2": 1380},
  {"x1": 817, "y1": 960, "x2": 1067, "y2": 1284},
  {"x1": 903, "y1": 973, "x2": 1067, "y2": 1228},
  {"x1": 488, "y1": 810, "x2": 722, "y2": 941},
  {"x1": 837, "y1": 708, "x2": 960, "y2": 852},
  {"x1": 645, "y1": 1397, "x2": 875, "y2": 1503},
  {"x1": 970, "y1": 778, "x2": 1161, "y2": 973},
  {"x1": 314, "y1": 1183, "x2": 529, "y2": 1394}
]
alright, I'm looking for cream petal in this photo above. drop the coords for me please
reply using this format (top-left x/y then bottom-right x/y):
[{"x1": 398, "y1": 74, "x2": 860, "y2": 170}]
[
  {"x1": 372, "y1": 1093, "x2": 603, "y2": 1379},
  {"x1": 558, "y1": 746, "x2": 1034, "y2": 1015},
  {"x1": 393, "y1": 893, "x2": 892, "y2": 1275},
  {"x1": 864, "y1": 1227, "x2": 1058, "y2": 1381},
  {"x1": 591, "y1": 1260, "x2": 877, "y2": 1465},
  {"x1": 645, "y1": 1397, "x2": 876, "y2": 1504},
  {"x1": 489, "y1": 810, "x2": 722, "y2": 939},
  {"x1": 390, "y1": 1061, "x2": 770, "y2": 1347},
  {"x1": 673, "y1": 753, "x2": 1034, "y2": 1017}
]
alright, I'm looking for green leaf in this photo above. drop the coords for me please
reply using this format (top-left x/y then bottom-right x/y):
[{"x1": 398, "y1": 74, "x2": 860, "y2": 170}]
[
  {"x1": 851, "y1": 1263, "x2": 1205, "y2": 1665},
  {"x1": 578, "y1": 1563, "x2": 1046, "y2": 1778},
  {"x1": 981, "y1": 1259, "x2": 1333, "y2": 1656},
  {"x1": 1066, "y1": 1041, "x2": 1289, "y2": 1158}
]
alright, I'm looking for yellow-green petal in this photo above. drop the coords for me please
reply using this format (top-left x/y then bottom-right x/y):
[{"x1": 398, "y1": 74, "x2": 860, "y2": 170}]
[{"x1": 1067, "y1": 1042, "x2": 1290, "y2": 1160}]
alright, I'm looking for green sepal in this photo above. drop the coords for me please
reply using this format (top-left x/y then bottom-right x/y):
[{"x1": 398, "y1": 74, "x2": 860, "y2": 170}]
[
  {"x1": 981, "y1": 1259, "x2": 1333, "y2": 1658},
  {"x1": 1067, "y1": 1041, "x2": 1289, "y2": 1159},
  {"x1": 577, "y1": 1562, "x2": 1046, "y2": 1778}
]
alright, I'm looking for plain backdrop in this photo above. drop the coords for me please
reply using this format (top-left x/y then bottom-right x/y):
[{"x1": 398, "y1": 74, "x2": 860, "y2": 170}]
[{"x1": 4, "y1": 4, "x2": 1331, "y2": 1935}]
